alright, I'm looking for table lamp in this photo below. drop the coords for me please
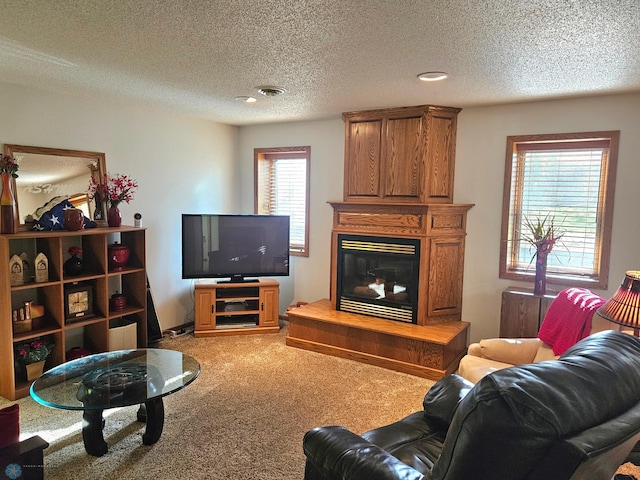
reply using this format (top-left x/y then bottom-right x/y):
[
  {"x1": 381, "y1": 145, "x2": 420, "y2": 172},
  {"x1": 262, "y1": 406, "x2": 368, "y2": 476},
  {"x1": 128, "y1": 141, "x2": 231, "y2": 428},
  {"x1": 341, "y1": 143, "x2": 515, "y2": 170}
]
[{"x1": 597, "y1": 270, "x2": 640, "y2": 337}]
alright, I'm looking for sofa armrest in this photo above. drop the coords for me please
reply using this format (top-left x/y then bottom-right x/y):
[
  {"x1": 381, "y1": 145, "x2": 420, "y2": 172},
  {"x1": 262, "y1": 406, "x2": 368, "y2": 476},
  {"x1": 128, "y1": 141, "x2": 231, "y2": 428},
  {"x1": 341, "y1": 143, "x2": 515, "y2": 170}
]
[
  {"x1": 422, "y1": 374, "x2": 474, "y2": 428},
  {"x1": 303, "y1": 426, "x2": 424, "y2": 480},
  {"x1": 467, "y1": 342, "x2": 482, "y2": 356},
  {"x1": 473, "y1": 338, "x2": 542, "y2": 365}
]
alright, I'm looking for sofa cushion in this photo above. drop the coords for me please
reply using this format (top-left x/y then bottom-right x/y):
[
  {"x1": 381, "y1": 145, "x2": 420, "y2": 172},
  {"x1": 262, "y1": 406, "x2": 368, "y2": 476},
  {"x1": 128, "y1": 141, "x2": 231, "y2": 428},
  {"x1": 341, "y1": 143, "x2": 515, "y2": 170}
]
[
  {"x1": 0, "y1": 403, "x2": 19, "y2": 449},
  {"x1": 430, "y1": 331, "x2": 640, "y2": 479},
  {"x1": 362, "y1": 411, "x2": 445, "y2": 475}
]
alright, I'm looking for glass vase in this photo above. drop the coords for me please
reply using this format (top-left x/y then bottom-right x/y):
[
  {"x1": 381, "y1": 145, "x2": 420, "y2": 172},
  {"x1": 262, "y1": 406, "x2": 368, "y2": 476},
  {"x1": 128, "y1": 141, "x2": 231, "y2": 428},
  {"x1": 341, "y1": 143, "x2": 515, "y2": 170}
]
[
  {"x1": 93, "y1": 197, "x2": 104, "y2": 222},
  {"x1": 0, "y1": 173, "x2": 17, "y2": 234},
  {"x1": 107, "y1": 201, "x2": 122, "y2": 227},
  {"x1": 534, "y1": 253, "x2": 547, "y2": 296}
]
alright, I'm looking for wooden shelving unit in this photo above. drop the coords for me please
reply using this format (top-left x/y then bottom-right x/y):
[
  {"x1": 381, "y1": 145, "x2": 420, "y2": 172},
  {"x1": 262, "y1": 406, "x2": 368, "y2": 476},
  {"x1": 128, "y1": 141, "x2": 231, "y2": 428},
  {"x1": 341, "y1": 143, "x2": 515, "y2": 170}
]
[
  {"x1": 0, "y1": 226, "x2": 146, "y2": 400},
  {"x1": 194, "y1": 278, "x2": 279, "y2": 337}
]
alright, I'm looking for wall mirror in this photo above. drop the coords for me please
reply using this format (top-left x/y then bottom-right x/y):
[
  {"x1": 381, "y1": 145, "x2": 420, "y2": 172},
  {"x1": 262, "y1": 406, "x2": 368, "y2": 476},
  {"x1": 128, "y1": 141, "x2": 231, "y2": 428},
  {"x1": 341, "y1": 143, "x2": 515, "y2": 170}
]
[{"x1": 3, "y1": 145, "x2": 106, "y2": 228}]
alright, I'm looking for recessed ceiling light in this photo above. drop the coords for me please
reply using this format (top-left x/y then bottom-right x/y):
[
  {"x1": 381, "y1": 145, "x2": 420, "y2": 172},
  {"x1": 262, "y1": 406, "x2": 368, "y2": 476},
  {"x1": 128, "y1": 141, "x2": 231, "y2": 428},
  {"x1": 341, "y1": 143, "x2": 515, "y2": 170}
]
[
  {"x1": 256, "y1": 86, "x2": 287, "y2": 96},
  {"x1": 234, "y1": 96, "x2": 257, "y2": 103},
  {"x1": 417, "y1": 72, "x2": 448, "y2": 82}
]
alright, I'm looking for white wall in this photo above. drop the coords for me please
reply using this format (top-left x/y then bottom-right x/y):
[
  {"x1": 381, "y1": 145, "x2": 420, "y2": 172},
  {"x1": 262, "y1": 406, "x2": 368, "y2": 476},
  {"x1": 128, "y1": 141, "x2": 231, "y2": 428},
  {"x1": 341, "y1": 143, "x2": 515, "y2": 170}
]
[
  {"x1": 456, "y1": 93, "x2": 640, "y2": 341},
  {"x1": 237, "y1": 120, "x2": 345, "y2": 313},
  {"x1": 239, "y1": 93, "x2": 640, "y2": 342},
  {"x1": 0, "y1": 82, "x2": 238, "y2": 331}
]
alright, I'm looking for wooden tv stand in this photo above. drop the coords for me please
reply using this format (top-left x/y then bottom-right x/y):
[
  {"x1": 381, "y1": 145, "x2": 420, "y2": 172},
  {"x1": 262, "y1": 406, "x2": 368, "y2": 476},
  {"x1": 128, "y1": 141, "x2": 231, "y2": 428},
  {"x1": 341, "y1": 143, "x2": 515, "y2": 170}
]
[{"x1": 193, "y1": 278, "x2": 280, "y2": 337}]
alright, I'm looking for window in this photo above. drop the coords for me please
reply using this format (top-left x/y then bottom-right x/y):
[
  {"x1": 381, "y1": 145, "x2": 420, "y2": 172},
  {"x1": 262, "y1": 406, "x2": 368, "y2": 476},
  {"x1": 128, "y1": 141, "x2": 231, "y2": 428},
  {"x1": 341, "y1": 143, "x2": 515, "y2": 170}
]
[
  {"x1": 500, "y1": 131, "x2": 619, "y2": 289},
  {"x1": 254, "y1": 146, "x2": 310, "y2": 257}
]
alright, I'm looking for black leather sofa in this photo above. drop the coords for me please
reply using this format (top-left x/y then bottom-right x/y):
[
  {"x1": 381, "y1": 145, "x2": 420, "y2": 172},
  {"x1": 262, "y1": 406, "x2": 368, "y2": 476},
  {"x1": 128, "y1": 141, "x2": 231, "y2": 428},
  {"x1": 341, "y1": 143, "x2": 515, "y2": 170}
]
[{"x1": 303, "y1": 330, "x2": 640, "y2": 480}]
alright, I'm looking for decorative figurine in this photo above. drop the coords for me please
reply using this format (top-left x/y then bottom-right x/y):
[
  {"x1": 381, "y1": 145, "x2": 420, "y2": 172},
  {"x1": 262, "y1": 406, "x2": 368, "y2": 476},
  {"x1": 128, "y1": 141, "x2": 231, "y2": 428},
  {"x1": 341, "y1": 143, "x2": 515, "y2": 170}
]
[
  {"x1": 9, "y1": 254, "x2": 23, "y2": 286},
  {"x1": 35, "y1": 252, "x2": 49, "y2": 283}
]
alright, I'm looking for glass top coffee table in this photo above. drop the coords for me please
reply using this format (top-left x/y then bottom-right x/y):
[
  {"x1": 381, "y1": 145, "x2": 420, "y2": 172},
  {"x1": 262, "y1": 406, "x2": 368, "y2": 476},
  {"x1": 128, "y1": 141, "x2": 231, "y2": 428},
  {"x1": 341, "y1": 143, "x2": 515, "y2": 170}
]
[{"x1": 30, "y1": 349, "x2": 200, "y2": 456}]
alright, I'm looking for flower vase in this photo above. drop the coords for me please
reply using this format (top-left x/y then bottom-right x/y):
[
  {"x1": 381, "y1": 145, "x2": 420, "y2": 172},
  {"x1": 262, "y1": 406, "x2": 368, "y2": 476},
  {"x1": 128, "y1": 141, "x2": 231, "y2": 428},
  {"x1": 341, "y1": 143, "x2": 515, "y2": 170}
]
[
  {"x1": 0, "y1": 173, "x2": 17, "y2": 234},
  {"x1": 26, "y1": 360, "x2": 45, "y2": 381},
  {"x1": 107, "y1": 201, "x2": 122, "y2": 227},
  {"x1": 534, "y1": 253, "x2": 547, "y2": 296},
  {"x1": 63, "y1": 254, "x2": 83, "y2": 276},
  {"x1": 94, "y1": 198, "x2": 104, "y2": 222}
]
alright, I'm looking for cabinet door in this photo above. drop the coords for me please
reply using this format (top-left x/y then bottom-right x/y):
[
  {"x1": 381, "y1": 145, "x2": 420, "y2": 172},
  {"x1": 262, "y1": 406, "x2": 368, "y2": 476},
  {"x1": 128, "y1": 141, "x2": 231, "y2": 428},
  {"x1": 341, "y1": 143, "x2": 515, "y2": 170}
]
[
  {"x1": 424, "y1": 110, "x2": 457, "y2": 202},
  {"x1": 500, "y1": 289, "x2": 541, "y2": 338},
  {"x1": 344, "y1": 119, "x2": 382, "y2": 198},
  {"x1": 195, "y1": 289, "x2": 215, "y2": 331},
  {"x1": 259, "y1": 286, "x2": 279, "y2": 327},
  {"x1": 426, "y1": 237, "x2": 465, "y2": 318},
  {"x1": 539, "y1": 295, "x2": 555, "y2": 323},
  {"x1": 383, "y1": 114, "x2": 424, "y2": 201}
]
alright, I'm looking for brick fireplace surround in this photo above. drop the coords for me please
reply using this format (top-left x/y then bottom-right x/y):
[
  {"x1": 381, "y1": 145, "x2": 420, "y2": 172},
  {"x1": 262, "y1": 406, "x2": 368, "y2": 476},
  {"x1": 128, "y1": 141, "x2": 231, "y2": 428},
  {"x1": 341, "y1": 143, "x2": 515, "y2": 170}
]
[{"x1": 285, "y1": 104, "x2": 473, "y2": 380}]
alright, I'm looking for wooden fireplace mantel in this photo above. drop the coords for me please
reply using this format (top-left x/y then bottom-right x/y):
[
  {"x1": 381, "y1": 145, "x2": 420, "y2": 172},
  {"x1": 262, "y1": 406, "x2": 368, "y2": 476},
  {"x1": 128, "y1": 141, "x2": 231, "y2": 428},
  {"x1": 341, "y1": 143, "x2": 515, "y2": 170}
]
[
  {"x1": 328, "y1": 201, "x2": 474, "y2": 238},
  {"x1": 329, "y1": 201, "x2": 474, "y2": 326}
]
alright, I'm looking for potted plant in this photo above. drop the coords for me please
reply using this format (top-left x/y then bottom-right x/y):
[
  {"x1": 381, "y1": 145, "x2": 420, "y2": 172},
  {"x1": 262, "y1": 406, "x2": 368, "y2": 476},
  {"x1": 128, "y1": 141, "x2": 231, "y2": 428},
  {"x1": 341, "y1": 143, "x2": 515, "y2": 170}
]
[
  {"x1": 521, "y1": 215, "x2": 564, "y2": 295},
  {"x1": 15, "y1": 338, "x2": 55, "y2": 381}
]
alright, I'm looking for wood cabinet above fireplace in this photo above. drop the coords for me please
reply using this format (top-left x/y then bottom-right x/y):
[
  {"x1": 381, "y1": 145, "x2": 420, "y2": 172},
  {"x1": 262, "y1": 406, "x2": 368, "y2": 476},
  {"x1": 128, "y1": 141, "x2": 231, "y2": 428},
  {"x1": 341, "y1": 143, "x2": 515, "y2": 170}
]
[{"x1": 342, "y1": 105, "x2": 461, "y2": 204}]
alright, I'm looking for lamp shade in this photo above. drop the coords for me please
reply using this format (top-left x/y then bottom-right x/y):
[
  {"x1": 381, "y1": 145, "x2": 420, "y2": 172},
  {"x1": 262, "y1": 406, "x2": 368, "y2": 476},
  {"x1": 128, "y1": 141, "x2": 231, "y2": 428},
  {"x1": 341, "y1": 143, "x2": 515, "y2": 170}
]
[{"x1": 597, "y1": 271, "x2": 640, "y2": 330}]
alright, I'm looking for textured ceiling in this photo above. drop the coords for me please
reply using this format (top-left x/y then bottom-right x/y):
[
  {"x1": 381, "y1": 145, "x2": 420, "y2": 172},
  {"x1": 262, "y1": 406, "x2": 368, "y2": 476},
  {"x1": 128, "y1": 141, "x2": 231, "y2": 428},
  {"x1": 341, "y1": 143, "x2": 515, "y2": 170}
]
[{"x1": 0, "y1": 0, "x2": 639, "y2": 126}]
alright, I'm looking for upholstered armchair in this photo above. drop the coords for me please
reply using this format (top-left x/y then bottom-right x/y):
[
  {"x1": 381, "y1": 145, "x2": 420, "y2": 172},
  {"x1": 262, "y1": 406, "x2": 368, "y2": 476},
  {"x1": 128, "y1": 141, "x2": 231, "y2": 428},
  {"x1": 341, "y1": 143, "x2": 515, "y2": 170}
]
[
  {"x1": 458, "y1": 287, "x2": 610, "y2": 383},
  {"x1": 0, "y1": 404, "x2": 49, "y2": 480},
  {"x1": 303, "y1": 330, "x2": 640, "y2": 480}
]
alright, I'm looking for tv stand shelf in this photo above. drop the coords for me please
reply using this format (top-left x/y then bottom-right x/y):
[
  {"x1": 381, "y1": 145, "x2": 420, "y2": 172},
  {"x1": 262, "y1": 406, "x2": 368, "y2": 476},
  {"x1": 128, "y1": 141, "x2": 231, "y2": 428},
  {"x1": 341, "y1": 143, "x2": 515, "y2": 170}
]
[{"x1": 194, "y1": 278, "x2": 279, "y2": 337}]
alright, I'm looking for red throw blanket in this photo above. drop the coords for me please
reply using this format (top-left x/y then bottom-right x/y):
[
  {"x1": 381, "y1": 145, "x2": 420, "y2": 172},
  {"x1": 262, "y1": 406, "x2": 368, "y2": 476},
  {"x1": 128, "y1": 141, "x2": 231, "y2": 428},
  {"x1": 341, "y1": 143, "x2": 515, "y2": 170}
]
[{"x1": 537, "y1": 287, "x2": 606, "y2": 355}]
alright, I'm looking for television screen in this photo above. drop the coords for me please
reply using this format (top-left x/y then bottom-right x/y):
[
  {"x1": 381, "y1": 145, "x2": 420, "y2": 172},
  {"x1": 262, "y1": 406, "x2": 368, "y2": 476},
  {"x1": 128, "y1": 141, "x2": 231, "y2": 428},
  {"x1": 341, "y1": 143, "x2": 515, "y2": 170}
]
[{"x1": 181, "y1": 214, "x2": 290, "y2": 281}]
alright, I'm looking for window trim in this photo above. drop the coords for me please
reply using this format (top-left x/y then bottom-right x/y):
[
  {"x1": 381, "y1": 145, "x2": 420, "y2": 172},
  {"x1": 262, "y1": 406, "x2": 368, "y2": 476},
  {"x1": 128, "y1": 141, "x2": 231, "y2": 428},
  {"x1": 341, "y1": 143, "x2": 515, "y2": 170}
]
[
  {"x1": 499, "y1": 131, "x2": 619, "y2": 290},
  {"x1": 254, "y1": 146, "x2": 311, "y2": 257}
]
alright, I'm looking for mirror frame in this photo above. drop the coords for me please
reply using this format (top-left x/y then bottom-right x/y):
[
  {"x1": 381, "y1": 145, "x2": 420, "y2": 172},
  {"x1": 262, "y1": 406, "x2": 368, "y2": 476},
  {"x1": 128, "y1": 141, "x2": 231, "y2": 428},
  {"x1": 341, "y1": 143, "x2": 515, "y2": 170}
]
[{"x1": 3, "y1": 144, "x2": 106, "y2": 230}]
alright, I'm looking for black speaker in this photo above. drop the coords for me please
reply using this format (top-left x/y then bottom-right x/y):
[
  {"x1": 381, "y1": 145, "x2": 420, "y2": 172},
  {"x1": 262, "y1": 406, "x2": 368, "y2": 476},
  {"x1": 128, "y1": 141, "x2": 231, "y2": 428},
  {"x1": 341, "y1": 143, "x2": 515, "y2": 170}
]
[{"x1": 146, "y1": 277, "x2": 162, "y2": 344}]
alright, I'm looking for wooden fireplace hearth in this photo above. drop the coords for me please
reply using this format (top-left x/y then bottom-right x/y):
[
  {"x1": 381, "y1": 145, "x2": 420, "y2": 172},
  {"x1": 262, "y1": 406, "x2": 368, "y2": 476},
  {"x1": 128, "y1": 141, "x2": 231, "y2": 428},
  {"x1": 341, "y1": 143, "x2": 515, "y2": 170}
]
[{"x1": 286, "y1": 299, "x2": 469, "y2": 380}]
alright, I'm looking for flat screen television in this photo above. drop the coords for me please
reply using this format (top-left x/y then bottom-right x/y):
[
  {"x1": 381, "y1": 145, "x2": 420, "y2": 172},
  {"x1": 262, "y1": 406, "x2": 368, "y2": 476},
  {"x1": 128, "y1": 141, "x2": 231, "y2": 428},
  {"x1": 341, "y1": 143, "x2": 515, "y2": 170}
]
[{"x1": 181, "y1": 214, "x2": 290, "y2": 282}]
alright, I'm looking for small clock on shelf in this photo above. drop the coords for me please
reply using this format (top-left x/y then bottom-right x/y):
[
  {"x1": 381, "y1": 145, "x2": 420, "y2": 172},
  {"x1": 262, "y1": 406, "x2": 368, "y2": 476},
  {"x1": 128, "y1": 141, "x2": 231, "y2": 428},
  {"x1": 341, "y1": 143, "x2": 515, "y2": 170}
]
[{"x1": 64, "y1": 284, "x2": 95, "y2": 324}]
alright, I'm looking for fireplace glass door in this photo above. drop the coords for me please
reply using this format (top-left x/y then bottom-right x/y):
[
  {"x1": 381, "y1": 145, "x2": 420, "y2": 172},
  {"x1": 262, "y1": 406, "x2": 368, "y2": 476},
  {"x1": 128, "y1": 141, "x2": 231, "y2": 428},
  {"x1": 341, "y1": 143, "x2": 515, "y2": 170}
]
[{"x1": 336, "y1": 234, "x2": 420, "y2": 323}]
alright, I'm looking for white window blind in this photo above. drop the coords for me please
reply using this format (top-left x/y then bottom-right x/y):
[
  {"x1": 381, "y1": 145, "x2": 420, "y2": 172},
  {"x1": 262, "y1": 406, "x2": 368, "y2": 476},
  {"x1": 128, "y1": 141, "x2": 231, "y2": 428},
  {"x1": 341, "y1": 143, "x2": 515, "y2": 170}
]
[
  {"x1": 255, "y1": 147, "x2": 310, "y2": 256},
  {"x1": 509, "y1": 143, "x2": 607, "y2": 276}
]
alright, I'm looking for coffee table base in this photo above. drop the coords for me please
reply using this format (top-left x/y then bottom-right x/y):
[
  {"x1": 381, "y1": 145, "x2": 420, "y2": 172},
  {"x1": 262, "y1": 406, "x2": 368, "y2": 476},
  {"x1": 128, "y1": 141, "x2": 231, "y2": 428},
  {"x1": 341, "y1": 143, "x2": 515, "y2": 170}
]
[{"x1": 82, "y1": 398, "x2": 165, "y2": 456}]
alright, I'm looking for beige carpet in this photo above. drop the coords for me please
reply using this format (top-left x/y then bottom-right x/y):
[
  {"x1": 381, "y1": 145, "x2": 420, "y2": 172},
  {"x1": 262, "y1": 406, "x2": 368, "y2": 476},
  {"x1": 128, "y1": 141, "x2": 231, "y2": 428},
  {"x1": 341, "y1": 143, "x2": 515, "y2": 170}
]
[{"x1": 1, "y1": 325, "x2": 434, "y2": 479}]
